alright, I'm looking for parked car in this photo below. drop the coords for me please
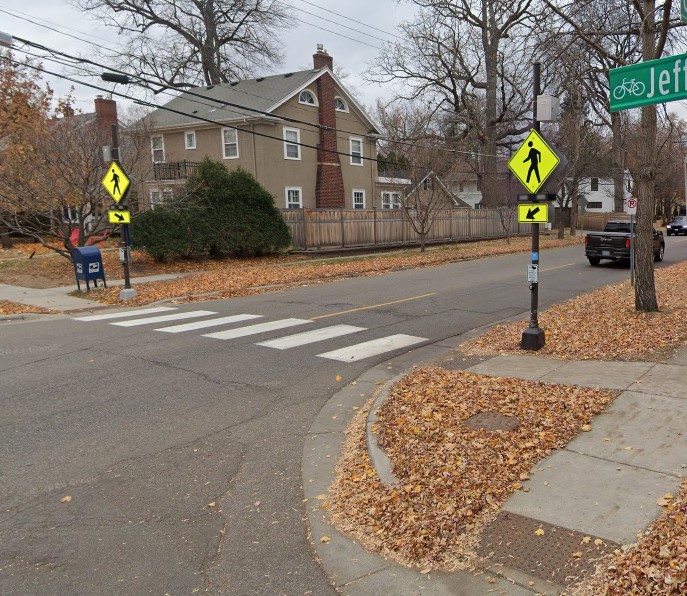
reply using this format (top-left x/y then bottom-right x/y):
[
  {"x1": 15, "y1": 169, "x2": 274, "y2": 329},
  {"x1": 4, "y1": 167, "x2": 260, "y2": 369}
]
[
  {"x1": 584, "y1": 220, "x2": 665, "y2": 266},
  {"x1": 666, "y1": 216, "x2": 687, "y2": 236}
]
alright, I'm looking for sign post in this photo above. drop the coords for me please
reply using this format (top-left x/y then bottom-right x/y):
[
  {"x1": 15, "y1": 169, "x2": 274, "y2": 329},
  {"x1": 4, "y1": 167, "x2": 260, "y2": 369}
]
[
  {"x1": 626, "y1": 197, "x2": 638, "y2": 286},
  {"x1": 101, "y1": 123, "x2": 136, "y2": 300}
]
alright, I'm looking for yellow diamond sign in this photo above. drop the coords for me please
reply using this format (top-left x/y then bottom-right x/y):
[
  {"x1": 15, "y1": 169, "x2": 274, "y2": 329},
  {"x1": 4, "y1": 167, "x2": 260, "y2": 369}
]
[
  {"x1": 102, "y1": 161, "x2": 130, "y2": 203},
  {"x1": 508, "y1": 130, "x2": 560, "y2": 194}
]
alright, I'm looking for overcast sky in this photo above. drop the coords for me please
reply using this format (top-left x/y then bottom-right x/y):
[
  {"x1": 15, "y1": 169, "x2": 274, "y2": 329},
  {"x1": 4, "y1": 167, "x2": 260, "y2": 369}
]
[{"x1": 0, "y1": 0, "x2": 416, "y2": 116}]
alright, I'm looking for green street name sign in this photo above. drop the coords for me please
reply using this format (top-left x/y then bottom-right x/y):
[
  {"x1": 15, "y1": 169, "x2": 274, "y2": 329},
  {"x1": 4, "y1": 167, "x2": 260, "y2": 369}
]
[{"x1": 609, "y1": 54, "x2": 687, "y2": 112}]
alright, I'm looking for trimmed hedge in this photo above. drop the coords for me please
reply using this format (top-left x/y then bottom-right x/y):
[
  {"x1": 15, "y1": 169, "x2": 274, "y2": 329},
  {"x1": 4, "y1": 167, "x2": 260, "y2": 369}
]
[{"x1": 131, "y1": 160, "x2": 291, "y2": 261}]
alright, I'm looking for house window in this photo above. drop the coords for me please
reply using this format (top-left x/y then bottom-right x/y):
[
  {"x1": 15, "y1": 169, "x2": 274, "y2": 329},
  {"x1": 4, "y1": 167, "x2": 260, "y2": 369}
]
[
  {"x1": 591, "y1": 177, "x2": 599, "y2": 191},
  {"x1": 335, "y1": 97, "x2": 348, "y2": 112},
  {"x1": 353, "y1": 190, "x2": 365, "y2": 209},
  {"x1": 350, "y1": 137, "x2": 363, "y2": 166},
  {"x1": 285, "y1": 187, "x2": 302, "y2": 209},
  {"x1": 151, "y1": 135, "x2": 165, "y2": 163},
  {"x1": 162, "y1": 188, "x2": 174, "y2": 203},
  {"x1": 185, "y1": 130, "x2": 196, "y2": 150},
  {"x1": 149, "y1": 189, "x2": 162, "y2": 209},
  {"x1": 459, "y1": 182, "x2": 465, "y2": 192},
  {"x1": 222, "y1": 127, "x2": 239, "y2": 159},
  {"x1": 423, "y1": 177, "x2": 433, "y2": 190},
  {"x1": 381, "y1": 191, "x2": 401, "y2": 209},
  {"x1": 298, "y1": 90, "x2": 317, "y2": 105},
  {"x1": 283, "y1": 127, "x2": 301, "y2": 160},
  {"x1": 586, "y1": 201, "x2": 603, "y2": 209}
]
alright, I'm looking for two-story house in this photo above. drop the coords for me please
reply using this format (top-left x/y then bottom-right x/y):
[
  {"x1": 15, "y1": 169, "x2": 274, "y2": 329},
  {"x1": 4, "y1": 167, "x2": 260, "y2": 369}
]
[{"x1": 136, "y1": 47, "x2": 385, "y2": 212}]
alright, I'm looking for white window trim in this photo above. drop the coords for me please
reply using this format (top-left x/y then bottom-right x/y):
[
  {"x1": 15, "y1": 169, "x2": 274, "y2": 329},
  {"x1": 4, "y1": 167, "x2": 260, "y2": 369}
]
[
  {"x1": 151, "y1": 135, "x2": 165, "y2": 163},
  {"x1": 283, "y1": 127, "x2": 301, "y2": 160},
  {"x1": 381, "y1": 191, "x2": 401, "y2": 209},
  {"x1": 185, "y1": 130, "x2": 196, "y2": 150},
  {"x1": 298, "y1": 89, "x2": 318, "y2": 106},
  {"x1": 349, "y1": 137, "x2": 363, "y2": 166},
  {"x1": 162, "y1": 188, "x2": 174, "y2": 202},
  {"x1": 334, "y1": 96, "x2": 349, "y2": 112},
  {"x1": 149, "y1": 189, "x2": 161, "y2": 209},
  {"x1": 222, "y1": 127, "x2": 239, "y2": 159},
  {"x1": 285, "y1": 186, "x2": 303, "y2": 209},
  {"x1": 353, "y1": 189, "x2": 365, "y2": 209}
]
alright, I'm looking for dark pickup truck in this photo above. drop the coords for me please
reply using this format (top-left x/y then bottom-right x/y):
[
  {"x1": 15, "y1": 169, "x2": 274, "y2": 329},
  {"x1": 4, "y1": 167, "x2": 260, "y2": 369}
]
[{"x1": 584, "y1": 220, "x2": 665, "y2": 266}]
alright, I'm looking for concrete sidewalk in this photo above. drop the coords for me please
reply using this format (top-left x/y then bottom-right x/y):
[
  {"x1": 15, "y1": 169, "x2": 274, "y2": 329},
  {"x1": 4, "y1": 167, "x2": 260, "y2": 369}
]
[
  {"x1": 304, "y1": 343, "x2": 687, "y2": 595},
  {"x1": 0, "y1": 273, "x2": 193, "y2": 313}
]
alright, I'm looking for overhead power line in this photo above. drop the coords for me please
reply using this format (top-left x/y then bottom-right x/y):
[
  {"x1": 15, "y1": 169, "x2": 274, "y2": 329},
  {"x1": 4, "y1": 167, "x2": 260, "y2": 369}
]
[{"x1": 10, "y1": 35, "x2": 497, "y2": 159}]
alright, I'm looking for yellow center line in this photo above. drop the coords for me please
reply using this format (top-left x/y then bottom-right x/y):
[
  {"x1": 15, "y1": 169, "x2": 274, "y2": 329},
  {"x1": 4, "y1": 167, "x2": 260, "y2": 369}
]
[
  {"x1": 541, "y1": 263, "x2": 576, "y2": 272},
  {"x1": 312, "y1": 293, "x2": 437, "y2": 320}
]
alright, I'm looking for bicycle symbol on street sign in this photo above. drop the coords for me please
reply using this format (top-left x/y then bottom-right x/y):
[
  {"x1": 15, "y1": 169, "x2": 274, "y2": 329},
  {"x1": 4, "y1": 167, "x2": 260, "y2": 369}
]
[{"x1": 612, "y1": 78, "x2": 646, "y2": 100}]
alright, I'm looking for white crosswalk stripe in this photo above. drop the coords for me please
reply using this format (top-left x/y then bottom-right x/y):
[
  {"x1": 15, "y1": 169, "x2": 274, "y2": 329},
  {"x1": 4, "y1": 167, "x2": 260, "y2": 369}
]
[
  {"x1": 73, "y1": 311, "x2": 429, "y2": 363},
  {"x1": 111, "y1": 310, "x2": 217, "y2": 327},
  {"x1": 155, "y1": 314, "x2": 263, "y2": 334},
  {"x1": 203, "y1": 318, "x2": 311, "y2": 340},
  {"x1": 256, "y1": 324, "x2": 365, "y2": 349},
  {"x1": 317, "y1": 334, "x2": 427, "y2": 362},
  {"x1": 73, "y1": 307, "x2": 177, "y2": 321}
]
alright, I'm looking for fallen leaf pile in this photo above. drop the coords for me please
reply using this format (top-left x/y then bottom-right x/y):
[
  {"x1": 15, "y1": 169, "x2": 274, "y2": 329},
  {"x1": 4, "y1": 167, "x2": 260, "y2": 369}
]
[
  {"x1": 571, "y1": 480, "x2": 687, "y2": 595},
  {"x1": 77, "y1": 236, "x2": 581, "y2": 307},
  {"x1": 325, "y1": 368, "x2": 616, "y2": 570},
  {"x1": 463, "y1": 260, "x2": 687, "y2": 361},
  {"x1": 0, "y1": 300, "x2": 57, "y2": 315}
]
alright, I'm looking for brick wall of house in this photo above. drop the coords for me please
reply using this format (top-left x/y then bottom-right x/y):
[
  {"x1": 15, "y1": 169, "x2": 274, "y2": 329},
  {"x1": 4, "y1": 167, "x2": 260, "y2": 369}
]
[{"x1": 314, "y1": 49, "x2": 344, "y2": 208}]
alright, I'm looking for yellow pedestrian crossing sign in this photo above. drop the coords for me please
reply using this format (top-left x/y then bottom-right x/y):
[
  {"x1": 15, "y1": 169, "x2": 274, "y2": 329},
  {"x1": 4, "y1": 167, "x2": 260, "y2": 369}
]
[
  {"x1": 518, "y1": 203, "x2": 548, "y2": 224},
  {"x1": 108, "y1": 210, "x2": 131, "y2": 224},
  {"x1": 508, "y1": 130, "x2": 560, "y2": 194},
  {"x1": 102, "y1": 161, "x2": 130, "y2": 203}
]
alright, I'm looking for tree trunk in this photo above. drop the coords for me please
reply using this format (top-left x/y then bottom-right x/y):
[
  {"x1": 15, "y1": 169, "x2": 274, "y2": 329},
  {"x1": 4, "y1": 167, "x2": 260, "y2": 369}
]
[
  {"x1": 634, "y1": 0, "x2": 658, "y2": 312},
  {"x1": 480, "y1": 16, "x2": 499, "y2": 207},
  {"x1": 0, "y1": 225, "x2": 12, "y2": 249}
]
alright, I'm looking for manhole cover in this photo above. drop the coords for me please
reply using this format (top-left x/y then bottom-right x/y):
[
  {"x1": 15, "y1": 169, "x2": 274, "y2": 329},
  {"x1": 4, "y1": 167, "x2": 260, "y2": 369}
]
[
  {"x1": 464, "y1": 411, "x2": 519, "y2": 431},
  {"x1": 478, "y1": 511, "x2": 619, "y2": 586}
]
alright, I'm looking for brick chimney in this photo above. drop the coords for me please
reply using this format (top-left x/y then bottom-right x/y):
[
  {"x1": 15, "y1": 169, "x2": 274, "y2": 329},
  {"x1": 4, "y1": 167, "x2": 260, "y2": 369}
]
[
  {"x1": 313, "y1": 46, "x2": 344, "y2": 208},
  {"x1": 94, "y1": 95, "x2": 118, "y2": 137}
]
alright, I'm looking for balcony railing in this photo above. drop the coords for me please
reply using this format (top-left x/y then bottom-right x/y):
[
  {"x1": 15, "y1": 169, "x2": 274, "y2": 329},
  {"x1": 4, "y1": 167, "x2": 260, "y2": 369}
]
[{"x1": 153, "y1": 160, "x2": 200, "y2": 181}]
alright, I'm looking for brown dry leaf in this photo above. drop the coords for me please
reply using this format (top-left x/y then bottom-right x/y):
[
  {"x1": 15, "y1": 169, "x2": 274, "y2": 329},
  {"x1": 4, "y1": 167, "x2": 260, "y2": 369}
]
[
  {"x1": 535, "y1": 528, "x2": 545, "y2": 536},
  {"x1": 60, "y1": 495, "x2": 72, "y2": 503},
  {"x1": 582, "y1": 536, "x2": 591, "y2": 544},
  {"x1": 320, "y1": 536, "x2": 331, "y2": 544},
  {"x1": 572, "y1": 551, "x2": 584, "y2": 558},
  {"x1": 335, "y1": 375, "x2": 342, "y2": 382},
  {"x1": 581, "y1": 424, "x2": 592, "y2": 432},
  {"x1": 208, "y1": 501, "x2": 217, "y2": 508}
]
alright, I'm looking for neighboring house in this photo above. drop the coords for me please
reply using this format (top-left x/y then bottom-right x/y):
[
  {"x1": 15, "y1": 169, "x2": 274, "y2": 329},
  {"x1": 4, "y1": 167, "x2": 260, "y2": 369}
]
[
  {"x1": 405, "y1": 171, "x2": 470, "y2": 209},
  {"x1": 443, "y1": 159, "x2": 483, "y2": 208},
  {"x1": 136, "y1": 47, "x2": 386, "y2": 211},
  {"x1": 578, "y1": 174, "x2": 632, "y2": 213}
]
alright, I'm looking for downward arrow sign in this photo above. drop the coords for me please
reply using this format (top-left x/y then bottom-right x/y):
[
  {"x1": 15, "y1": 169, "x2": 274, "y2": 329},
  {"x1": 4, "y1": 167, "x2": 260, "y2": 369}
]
[{"x1": 526, "y1": 207, "x2": 540, "y2": 220}]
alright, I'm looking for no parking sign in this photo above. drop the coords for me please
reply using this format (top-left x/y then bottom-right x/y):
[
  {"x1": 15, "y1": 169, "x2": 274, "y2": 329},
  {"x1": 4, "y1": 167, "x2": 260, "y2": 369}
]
[{"x1": 626, "y1": 197, "x2": 637, "y2": 215}]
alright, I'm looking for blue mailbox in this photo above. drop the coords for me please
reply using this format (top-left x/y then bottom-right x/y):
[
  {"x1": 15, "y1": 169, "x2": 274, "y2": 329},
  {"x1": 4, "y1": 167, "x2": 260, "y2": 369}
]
[{"x1": 71, "y1": 246, "x2": 107, "y2": 291}]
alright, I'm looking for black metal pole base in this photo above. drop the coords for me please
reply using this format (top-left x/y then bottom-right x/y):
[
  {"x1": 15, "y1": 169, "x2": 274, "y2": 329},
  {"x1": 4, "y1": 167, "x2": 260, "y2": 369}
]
[{"x1": 521, "y1": 326, "x2": 545, "y2": 350}]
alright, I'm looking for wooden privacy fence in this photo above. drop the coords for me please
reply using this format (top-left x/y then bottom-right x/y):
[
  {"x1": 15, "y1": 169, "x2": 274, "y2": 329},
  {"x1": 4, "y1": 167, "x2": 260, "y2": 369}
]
[{"x1": 280, "y1": 208, "x2": 532, "y2": 250}]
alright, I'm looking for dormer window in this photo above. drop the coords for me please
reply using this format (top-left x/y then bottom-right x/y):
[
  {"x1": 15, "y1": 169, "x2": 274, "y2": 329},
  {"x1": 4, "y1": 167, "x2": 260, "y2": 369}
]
[
  {"x1": 299, "y1": 90, "x2": 317, "y2": 105},
  {"x1": 334, "y1": 97, "x2": 348, "y2": 112}
]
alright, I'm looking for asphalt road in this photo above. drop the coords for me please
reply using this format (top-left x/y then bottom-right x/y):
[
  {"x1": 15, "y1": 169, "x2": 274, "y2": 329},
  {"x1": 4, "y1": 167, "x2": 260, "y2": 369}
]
[{"x1": 2, "y1": 238, "x2": 686, "y2": 595}]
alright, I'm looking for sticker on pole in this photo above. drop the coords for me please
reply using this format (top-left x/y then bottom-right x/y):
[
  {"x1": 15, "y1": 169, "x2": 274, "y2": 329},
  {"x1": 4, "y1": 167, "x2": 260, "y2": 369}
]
[
  {"x1": 508, "y1": 130, "x2": 560, "y2": 194},
  {"x1": 626, "y1": 197, "x2": 637, "y2": 215}
]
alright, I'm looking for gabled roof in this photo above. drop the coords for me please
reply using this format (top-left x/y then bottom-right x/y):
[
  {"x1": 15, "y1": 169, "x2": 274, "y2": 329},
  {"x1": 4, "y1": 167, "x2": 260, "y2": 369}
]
[
  {"x1": 145, "y1": 67, "x2": 379, "y2": 134},
  {"x1": 405, "y1": 171, "x2": 471, "y2": 208}
]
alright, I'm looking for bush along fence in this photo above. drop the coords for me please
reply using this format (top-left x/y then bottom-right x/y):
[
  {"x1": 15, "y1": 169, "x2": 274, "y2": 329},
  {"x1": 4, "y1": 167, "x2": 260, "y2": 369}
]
[{"x1": 280, "y1": 208, "x2": 534, "y2": 250}]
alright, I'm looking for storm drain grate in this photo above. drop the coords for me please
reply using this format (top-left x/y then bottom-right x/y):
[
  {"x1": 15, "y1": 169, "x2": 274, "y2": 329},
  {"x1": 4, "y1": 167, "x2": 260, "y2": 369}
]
[
  {"x1": 464, "y1": 411, "x2": 520, "y2": 432},
  {"x1": 478, "y1": 511, "x2": 619, "y2": 586}
]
